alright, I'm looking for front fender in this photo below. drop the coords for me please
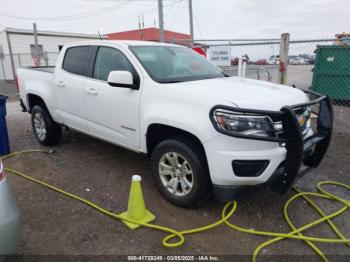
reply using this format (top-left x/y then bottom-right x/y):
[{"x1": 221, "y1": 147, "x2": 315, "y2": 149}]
[{"x1": 141, "y1": 108, "x2": 219, "y2": 153}]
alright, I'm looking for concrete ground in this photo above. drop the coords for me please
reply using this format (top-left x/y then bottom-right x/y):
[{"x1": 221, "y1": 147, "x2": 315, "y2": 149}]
[
  {"x1": 0, "y1": 81, "x2": 18, "y2": 100},
  {"x1": 1, "y1": 83, "x2": 350, "y2": 261},
  {"x1": 223, "y1": 64, "x2": 315, "y2": 90}
]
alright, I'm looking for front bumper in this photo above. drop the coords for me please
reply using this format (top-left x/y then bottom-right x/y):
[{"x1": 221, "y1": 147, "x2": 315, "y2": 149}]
[{"x1": 208, "y1": 90, "x2": 333, "y2": 201}]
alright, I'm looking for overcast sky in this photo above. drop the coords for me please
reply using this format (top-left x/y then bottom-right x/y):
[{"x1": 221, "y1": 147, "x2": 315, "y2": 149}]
[{"x1": 0, "y1": 0, "x2": 348, "y2": 39}]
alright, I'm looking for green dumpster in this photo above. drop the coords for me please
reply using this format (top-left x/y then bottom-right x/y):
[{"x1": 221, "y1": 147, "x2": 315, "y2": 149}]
[{"x1": 312, "y1": 45, "x2": 350, "y2": 101}]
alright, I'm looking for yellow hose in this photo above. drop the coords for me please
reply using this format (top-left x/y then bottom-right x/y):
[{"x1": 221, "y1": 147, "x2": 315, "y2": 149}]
[{"x1": 1, "y1": 150, "x2": 349, "y2": 261}]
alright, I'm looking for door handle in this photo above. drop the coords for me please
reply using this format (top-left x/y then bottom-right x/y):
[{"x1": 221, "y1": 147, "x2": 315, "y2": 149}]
[
  {"x1": 57, "y1": 81, "x2": 66, "y2": 88},
  {"x1": 86, "y1": 88, "x2": 98, "y2": 96}
]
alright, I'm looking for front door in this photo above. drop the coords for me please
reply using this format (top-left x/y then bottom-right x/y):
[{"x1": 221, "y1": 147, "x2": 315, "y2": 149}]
[{"x1": 84, "y1": 46, "x2": 141, "y2": 150}]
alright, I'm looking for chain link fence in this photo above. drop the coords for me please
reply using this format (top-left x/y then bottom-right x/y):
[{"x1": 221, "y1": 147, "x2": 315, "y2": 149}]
[
  {"x1": 287, "y1": 39, "x2": 333, "y2": 90},
  {"x1": 174, "y1": 37, "x2": 349, "y2": 106},
  {"x1": 0, "y1": 52, "x2": 59, "y2": 81},
  {"x1": 201, "y1": 39, "x2": 281, "y2": 83},
  {"x1": 173, "y1": 38, "x2": 282, "y2": 83}
]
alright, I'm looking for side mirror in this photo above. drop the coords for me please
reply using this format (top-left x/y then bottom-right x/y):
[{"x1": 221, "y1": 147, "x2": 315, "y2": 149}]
[{"x1": 107, "y1": 71, "x2": 139, "y2": 90}]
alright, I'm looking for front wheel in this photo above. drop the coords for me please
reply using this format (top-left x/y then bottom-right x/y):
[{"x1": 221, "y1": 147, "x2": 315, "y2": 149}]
[
  {"x1": 151, "y1": 137, "x2": 211, "y2": 208},
  {"x1": 31, "y1": 105, "x2": 62, "y2": 146}
]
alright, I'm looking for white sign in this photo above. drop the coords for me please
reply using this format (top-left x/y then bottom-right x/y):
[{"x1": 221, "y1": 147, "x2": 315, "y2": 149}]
[{"x1": 208, "y1": 47, "x2": 231, "y2": 66}]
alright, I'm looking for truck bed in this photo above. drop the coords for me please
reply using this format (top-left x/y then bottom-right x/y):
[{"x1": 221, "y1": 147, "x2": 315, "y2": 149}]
[
  {"x1": 17, "y1": 66, "x2": 56, "y2": 110},
  {"x1": 23, "y1": 66, "x2": 55, "y2": 74}
]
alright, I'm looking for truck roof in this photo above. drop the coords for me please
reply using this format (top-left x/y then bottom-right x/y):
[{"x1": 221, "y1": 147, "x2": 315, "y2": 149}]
[{"x1": 64, "y1": 40, "x2": 181, "y2": 48}]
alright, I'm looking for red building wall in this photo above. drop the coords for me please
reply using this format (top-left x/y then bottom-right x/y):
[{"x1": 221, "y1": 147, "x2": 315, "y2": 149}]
[{"x1": 107, "y1": 28, "x2": 191, "y2": 46}]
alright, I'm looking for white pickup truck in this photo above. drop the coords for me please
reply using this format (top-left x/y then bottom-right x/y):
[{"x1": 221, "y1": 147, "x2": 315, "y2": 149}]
[{"x1": 17, "y1": 41, "x2": 333, "y2": 207}]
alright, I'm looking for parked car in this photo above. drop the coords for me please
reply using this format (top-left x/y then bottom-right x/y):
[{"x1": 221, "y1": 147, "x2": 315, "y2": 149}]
[
  {"x1": 289, "y1": 56, "x2": 302, "y2": 65},
  {"x1": 289, "y1": 56, "x2": 309, "y2": 65},
  {"x1": 0, "y1": 160, "x2": 20, "y2": 255},
  {"x1": 231, "y1": 57, "x2": 239, "y2": 66},
  {"x1": 17, "y1": 41, "x2": 333, "y2": 207},
  {"x1": 255, "y1": 59, "x2": 267, "y2": 65},
  {"x1": 334, "y1": 32, "x2": 350, "y2": 46},
  {"x1": 267, "y1": 55, "x2": 280, "y2": 65},
  {"x1": 231, "y1": 55, "x2": 249, "y2": 66},
  {"x1": 299, "y1": 54, "x2": 315, "y2": 64}
]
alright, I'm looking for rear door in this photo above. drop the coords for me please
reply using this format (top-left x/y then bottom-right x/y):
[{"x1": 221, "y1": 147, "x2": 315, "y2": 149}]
[
  {"x1": 55, "y1": 46, "x2": 91, "y2": 131},
  {"x1": 84, "y1": 45, "x2": 142, "y2": 150}
]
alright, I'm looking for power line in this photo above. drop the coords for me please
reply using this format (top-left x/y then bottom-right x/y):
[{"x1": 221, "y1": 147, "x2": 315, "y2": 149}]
[
  {"x1": 0, "y1": 1, "x2": 133, "y2": 21},
  {"x1": 166, "y1": 0, "x2": 181, "y2": 27},
  {"x1": 40, "y1": 7, "x2": 158, "y2": 29},
  {"x1": 1, "y1": 0, "x2": 181, "y2": 34},
  {"x1": 194, "y1": 14, "x2": 203, "y2": 38},
  {"x1": 38, "y1": 1, "x2": 178, "y2": 32},
  {"x1": 160, "y1": 0, "x2": 181, "y2": 29},
  {"x1": 167, "y1": 0, "x2": 186, "y2": 30},
  {"x1": 164, "y1": 0, "x2": 179, "y2": 16}
]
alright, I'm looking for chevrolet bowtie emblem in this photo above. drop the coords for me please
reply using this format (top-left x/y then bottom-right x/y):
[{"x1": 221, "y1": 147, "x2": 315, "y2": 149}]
[{"x1": 298, "y1": 115, "x2": 306, "y2": 126}]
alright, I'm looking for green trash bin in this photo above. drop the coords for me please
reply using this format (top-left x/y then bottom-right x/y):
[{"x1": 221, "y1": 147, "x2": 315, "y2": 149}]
[{"x1": 312, "y1": 45, "x2": 350, "y2": 101}]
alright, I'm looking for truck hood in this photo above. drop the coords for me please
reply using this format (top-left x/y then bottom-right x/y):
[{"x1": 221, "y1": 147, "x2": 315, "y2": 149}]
[{"x1": 172, "y1": 77, "x2": 309, "y2": 111}]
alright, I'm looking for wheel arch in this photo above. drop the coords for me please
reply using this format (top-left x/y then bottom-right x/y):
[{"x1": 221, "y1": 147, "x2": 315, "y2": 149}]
[
  {"x1": 27, "y1": 93, "x2": 48, "y2": 113},
  {"x1": 147, "y1": 123, "x2": 212, "y2": 207},
  {"x1": 146, "y1": 123, "x2": 208, "y2": 161}
]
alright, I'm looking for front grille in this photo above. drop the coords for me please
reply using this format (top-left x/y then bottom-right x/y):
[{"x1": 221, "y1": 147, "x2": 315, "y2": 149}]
[
  {"x1": 295, "y1": 106, "x2": 311, "y2": 136},
  {"x1": 274, "y1": 106, "x2": 311, "y2": 140}
]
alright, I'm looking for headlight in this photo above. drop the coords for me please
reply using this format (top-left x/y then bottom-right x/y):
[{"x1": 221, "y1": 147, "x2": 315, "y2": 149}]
[{"x1": 212, "y1": 109, "x2": 277, "y2": 137}]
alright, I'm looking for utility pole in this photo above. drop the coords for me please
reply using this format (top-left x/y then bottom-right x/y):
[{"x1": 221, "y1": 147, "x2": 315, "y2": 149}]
[
  {"x1": 157, "y1": 0, "x2": 164, "y2": 42},
  {"x1": 189, "y1": 0, "x2": 194, "y2": 46},
  {"x1": 141, "y1": 15, "x2": 144, "y2": 40},
  {"x1": 33, "y1": 23, "x2": 41, "y2": 66}
]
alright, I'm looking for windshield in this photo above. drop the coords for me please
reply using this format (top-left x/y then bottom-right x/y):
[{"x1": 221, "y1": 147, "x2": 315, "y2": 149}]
[{"x1": 130, "y1": 46, "x2": 225, "y2": 83}]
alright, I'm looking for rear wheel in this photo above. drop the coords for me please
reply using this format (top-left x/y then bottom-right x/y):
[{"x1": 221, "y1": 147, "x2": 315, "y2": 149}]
[
  {"x1": 151, "y1": 137, "x2": 211, "y2": 208},
  {"x1": 31, "y1": 105, "x2": 62, "y2": 146}
]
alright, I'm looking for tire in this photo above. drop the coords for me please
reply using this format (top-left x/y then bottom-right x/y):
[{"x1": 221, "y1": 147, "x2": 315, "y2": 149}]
[
  {"x1": 31, "y1": 105, "x2": 62, "y2": 146},
  {"x1": 151, "y1": 137, "x2": 211, "y2": 208}
]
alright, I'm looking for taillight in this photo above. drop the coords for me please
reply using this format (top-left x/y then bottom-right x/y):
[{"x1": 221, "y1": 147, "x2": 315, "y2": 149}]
[
  {"x1": 15, "y1": 77, "x2": 19, "y2": 92},
  {"x1": 0, "y1": 161, "x2": 4, "y2": 181}
]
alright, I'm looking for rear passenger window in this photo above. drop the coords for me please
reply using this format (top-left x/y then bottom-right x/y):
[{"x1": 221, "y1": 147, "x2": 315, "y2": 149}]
[
  {"x1": 62, "y1": 46, "x2": 90, "y2": 76},
  {"x1": 93, "y1": 47, "x2": 134, "y2": 81}
]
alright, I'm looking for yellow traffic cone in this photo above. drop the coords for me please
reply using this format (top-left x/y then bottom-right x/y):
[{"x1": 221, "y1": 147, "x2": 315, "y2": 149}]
[{"x1": 119, "y1": 175, "x2": 156, "y2": 230}]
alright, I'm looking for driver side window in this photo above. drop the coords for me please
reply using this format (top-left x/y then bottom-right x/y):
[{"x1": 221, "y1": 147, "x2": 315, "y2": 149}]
[{"x1": 93, "y1": 47, "x2": 134, "y2": 81}]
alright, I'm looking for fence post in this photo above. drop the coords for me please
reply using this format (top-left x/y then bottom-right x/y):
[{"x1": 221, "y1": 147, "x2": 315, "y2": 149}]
[
  {"x1": 43, "y1": 51, "x2": 48, "y2": 66},
  {"x1": 17, "y1": 54, "x2": 21, "y2": 67},
  {"x1": 0, "y1": 57, "x2": 6, "y2": 80},
  {"x1": 238, "y1": 58, "x2": 243, "y2": 77},
  {"x1": 6, "y1": 31, "x2": 16, "y2": 80},
  {"x1": 279, "y1": 33, "x2": 289, "y2": 85}
]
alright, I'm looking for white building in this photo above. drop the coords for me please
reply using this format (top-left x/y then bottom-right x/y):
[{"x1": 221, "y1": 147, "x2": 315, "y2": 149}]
[{"x1": 0, "y1": 28, "x2": 106, "y2": 80}]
